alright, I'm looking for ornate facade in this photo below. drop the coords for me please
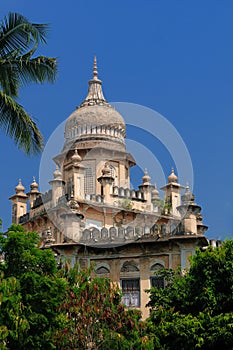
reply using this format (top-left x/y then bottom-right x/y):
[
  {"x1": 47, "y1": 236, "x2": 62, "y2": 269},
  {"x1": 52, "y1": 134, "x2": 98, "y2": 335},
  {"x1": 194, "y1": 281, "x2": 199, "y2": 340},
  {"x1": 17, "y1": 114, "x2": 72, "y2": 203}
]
[{"x1": 10, "y1": 57, "x2": 208, "y2": 319}]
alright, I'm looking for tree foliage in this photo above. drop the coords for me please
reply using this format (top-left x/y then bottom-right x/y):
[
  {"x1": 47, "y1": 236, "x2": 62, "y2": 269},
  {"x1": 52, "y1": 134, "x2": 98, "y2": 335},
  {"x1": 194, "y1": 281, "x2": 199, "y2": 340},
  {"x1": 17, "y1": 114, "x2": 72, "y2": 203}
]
[
  {"x1": 147, "y1": 240, "x2": 233, "y2": 349},
  {"x1": 0, "y1": 225, "x2": 153, "y2": 350},
  {"x1": 54, "y1": 264, "x2": 153, "y2": 350},
  {"x1": 0, "y1": 225, "x2": 66, "y2": 350}
]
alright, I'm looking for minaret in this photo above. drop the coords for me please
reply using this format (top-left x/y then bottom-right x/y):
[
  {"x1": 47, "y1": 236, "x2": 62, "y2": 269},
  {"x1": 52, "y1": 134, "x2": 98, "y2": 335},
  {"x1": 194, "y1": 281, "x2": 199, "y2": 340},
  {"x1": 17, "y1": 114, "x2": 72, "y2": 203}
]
[
  {"x1": 62, "y1": 148, "x2": 85, "y2": 200},
  {"x1": 138, "y1": 169, "x2": 155, "y2": 202},
  {"x1": 160, "y1": 168, "x2": 184, "y2": 216},
  {"x1": 60, "y1": 194, "x2": 84, "y2": 242},
  {"x1": 177, "y1": 185, "x2": 208, "y2": 235},
  {"x1": 151, "y1": 184, "x2": 160, "y2": 212},
  {"x1": 97, "y1": 162, "x2": 114, "y2": 203},
  {"x1": 9, "y1": 180, "x2": 28, "y2": 224},
  {"x1": 49, "y1": 166, "x2": 65, "y2": 206},
  {"x1": 70, "y1": 149, "x2": 85, "y2": 199},
  {"x1": 27, "y1": 177, "x2": 39, "y2": 209}
]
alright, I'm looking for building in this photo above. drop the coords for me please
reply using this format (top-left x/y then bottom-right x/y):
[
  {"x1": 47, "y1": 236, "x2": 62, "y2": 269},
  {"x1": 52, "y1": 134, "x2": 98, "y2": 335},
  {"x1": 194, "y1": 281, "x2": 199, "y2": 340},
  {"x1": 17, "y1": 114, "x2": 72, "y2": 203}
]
[{"x1": 9, "y1": 57, "x2": 208, "y2": 319}]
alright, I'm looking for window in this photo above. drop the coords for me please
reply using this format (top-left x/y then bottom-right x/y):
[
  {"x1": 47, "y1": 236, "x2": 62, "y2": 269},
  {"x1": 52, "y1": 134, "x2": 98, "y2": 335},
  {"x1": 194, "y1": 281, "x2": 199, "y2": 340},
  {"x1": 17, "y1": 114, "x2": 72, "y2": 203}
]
[
  {"x1": 19, "y1": 205, "x2": 24, "y2": 216},
  {"x1": 150, "y1": 262, "x2": 165, "y2": 289},
  {"x1": 109, "y1": 164, "x2": 117, "y2": 186},
  {"x1": 150, "y1": 276, "x2": 165, "y2": 289},
  {"x1": 121, "y1": 278, "x2": 140, "y2": 307},
  {"x1": 84, "y1": 167, "x2": 94, "y2": 194},
  {"x1": 67, "y1": 177, "x2": 74, "y2": 197}
]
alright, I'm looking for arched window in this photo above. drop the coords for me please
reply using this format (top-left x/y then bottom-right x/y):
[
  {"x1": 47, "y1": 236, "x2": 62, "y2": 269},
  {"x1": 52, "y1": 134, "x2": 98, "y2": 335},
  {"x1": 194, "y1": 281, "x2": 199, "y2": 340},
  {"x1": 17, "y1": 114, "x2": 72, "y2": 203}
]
[{"x1": 150, "y1": 262, "x2": 165, "y2": 289}]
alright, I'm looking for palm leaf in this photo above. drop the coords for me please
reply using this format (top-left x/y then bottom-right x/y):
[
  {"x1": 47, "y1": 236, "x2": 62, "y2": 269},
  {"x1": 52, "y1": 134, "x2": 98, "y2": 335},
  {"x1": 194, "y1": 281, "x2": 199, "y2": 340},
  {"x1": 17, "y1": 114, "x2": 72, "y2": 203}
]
[
  {"x1": 0, "y1": 13, "x2": 49, "y2": 57},
  {"x1": 0, "y1": 90, "x2": 43, "y2": 154},
  {"x1": 0, "y1": 55, "x2": 57, "y2": 96},
  {"x1": 0, "y1": 51, "x2": 21, "y2": 96}
]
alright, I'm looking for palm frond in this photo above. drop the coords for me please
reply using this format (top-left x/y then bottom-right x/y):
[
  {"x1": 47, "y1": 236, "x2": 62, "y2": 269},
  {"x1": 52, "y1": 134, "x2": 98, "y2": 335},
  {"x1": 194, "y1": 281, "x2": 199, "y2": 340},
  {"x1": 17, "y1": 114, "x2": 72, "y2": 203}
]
[
  {"x1": 0, "y1": 12, "x2": 49, "y2": 57},
  {"x1": 15, "y1": 55, "x2": 57, "y2": 85},
  {"x1": 0, "y1": 54, "x2": 57, "y2": 95},
  {"x1": 0, "y1": 90, "x2": 43, "y2": 155},
  {"x1": 0, "y1": 51, "x2": 21, "y2": 96}
]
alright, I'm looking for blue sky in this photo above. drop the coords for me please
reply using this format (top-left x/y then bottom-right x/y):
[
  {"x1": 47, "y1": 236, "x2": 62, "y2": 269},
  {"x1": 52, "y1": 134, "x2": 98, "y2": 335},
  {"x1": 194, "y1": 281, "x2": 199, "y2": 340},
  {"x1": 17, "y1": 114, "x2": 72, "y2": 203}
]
[{"x1": 0, "y1": 0, "x2": 233, "y2": 239}]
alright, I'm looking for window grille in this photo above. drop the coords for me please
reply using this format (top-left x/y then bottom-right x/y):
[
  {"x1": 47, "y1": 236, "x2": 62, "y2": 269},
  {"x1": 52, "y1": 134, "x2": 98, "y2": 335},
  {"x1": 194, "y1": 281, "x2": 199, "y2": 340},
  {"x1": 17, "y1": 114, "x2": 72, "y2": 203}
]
[
  {"x1": 150, "y1": 276, "x2": 165, "y2": 289},
  {"x1": 84, "y1": 167, "x2": 94, "y2": 194},
  {"x1": 121, "y1": 278, "x2": 140, "y2": 307}
]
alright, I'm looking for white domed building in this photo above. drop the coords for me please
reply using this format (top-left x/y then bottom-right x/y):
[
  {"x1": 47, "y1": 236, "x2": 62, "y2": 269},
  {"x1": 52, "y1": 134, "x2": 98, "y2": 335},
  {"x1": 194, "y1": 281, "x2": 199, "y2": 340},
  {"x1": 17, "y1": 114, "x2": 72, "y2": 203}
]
[{"x1": 9, "y1": 58, "x2": 208, "y2": 319}]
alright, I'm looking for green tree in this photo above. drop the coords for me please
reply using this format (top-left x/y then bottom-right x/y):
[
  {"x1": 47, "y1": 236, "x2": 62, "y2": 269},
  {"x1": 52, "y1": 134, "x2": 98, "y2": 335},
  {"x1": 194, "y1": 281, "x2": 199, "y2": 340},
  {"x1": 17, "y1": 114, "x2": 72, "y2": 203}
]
[
  {"x1": 0, "y1": 225, "x2": 66, "y2": 350},
  {"x1": 54, "y1": 265, "x2": 153, "y2": 350},
  {"x1": 146, "y1": 240, "x2": 233, "y2": 349},
  {"x1": 0, "y1": 12, "x2": 57, "y2": 155}
]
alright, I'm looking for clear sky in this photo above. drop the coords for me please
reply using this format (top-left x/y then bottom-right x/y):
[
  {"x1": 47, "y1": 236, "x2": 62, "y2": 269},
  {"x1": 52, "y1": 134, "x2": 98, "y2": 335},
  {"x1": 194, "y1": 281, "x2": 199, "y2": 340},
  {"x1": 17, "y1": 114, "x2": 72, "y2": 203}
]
[{"x1": 0, "y1": 0, "x2": 232, "y2": 239}]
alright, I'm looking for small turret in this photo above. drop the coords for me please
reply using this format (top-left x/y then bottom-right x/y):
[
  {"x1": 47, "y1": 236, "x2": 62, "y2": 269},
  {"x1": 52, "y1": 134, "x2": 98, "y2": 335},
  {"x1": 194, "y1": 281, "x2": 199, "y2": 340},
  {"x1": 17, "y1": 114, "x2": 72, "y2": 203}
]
[
  {"x1": 139, "y1": 169, "x2": 155, "y2": 203},
  {"x1": 160, "y1": 168, "x2": 184, "y2": 216},
  {"x1": 9, "y1": 179, "x2": 28, "y2": 224},
  {"x1": 27, "y1": 177, "x2": 40, "y2": 209},
  {"x1": 49, "y1": 166, "x2": 65, "y2": 206},
  {"x1": 97, "y1": 162, "x2": 114, "y2": 203},
  {"x1": 177, "y1": 185, "x2": 208, "y2": 235}
]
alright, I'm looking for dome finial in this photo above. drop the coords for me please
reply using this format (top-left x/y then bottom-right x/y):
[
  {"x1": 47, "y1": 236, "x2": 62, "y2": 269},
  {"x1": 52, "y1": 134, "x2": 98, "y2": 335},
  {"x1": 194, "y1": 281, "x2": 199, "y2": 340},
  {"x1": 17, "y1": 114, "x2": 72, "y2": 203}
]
[
  {"x1": 168, "y1": 167, "x2": 178, "y2": 183},
  {"x1": 93, "y1": 55, "x2": 98, "y2": 79}
]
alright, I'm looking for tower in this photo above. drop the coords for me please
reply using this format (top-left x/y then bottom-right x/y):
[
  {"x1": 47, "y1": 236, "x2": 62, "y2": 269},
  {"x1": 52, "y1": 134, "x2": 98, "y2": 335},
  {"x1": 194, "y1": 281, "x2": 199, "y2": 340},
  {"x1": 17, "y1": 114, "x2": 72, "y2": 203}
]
[
  {"x1": 160, "y1": 168, "x2": 184, "y2": 216},
  {"x1": 53, "y1": 56, "x2": 135, "y2": 203},
  {"x1": 27, "y1": 177, "x2": 40, "y2": 209},
  {"x1": 9, "y1": 180, "x2": 28, "y2": 224}
]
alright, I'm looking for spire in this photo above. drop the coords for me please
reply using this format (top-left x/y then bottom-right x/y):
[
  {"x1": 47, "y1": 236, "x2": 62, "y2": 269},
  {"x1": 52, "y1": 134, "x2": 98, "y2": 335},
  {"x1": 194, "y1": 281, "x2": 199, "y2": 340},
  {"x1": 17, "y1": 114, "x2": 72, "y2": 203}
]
[
  {"x1": 93, "y1": 55, "x2": 98, "y2": 80},
  {"x1": 78, "y1": 56, "x2": 111, "y2": 108}
]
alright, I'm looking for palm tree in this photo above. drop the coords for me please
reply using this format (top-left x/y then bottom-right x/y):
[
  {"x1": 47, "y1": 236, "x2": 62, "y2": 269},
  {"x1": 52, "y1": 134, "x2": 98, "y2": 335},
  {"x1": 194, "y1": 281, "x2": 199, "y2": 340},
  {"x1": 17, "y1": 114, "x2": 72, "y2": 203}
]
[{"x1": 0, "y1": 12, "x2": 57, "y2": 155}]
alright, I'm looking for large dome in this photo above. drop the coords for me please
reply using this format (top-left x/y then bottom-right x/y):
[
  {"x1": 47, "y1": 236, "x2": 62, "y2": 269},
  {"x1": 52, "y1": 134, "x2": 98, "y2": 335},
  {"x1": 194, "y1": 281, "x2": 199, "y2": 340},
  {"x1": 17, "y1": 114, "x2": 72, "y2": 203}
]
[{"x1": 63, "y1": 57, "x2": 126, "y2": 151}]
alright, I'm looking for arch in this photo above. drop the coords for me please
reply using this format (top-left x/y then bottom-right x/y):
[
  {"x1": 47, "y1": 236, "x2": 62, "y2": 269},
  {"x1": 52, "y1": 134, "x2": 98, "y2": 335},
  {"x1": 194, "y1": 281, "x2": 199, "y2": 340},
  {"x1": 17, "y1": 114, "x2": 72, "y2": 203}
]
[
  {"x1": 121, "y1": 260, "x2": 140, "y2": 273},
  {"x1": 95, "y1": 263, "x2": 110, "y2": 275},
  {"x1": 82, "y1": 229, "x2": 91, "y2": 241},
  {"x1": 150, "y1": 261, "x2": 164, "y2": 271},
  {"x1": 101, "y1": 227, "x2": 108, "y2": 240}
]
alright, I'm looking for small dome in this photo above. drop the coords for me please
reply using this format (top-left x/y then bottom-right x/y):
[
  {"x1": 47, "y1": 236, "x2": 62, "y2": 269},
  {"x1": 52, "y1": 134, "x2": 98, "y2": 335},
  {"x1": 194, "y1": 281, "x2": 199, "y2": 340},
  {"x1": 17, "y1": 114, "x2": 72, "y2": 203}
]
[
  {"x1": 15, "y1": 179, "x2": 25, "y2": 194},
  {"x1": 53, "y1": 166, "x2": 62, "y2": 180},
  {"x1": 151, "y1": 186, "x2": 159, "y2": 198},
  {"x1": 142, "y1": 168, "x2": 151, "y2": 185},
  {"x1": 30, "y1": 177, "x2": 39, "y2": 192},
  {"x1": 168, "y1": 168, "x2": 178, "y2": 183},
  {"x1": 182, "y1": 185, "x2": 195, "y2": 203},
  {"x1": 71, "y1": 149, "x2": 82, "y2": 163},
  {"x1": 101, "y1": 162, "x2": 112, "y2": 177}
]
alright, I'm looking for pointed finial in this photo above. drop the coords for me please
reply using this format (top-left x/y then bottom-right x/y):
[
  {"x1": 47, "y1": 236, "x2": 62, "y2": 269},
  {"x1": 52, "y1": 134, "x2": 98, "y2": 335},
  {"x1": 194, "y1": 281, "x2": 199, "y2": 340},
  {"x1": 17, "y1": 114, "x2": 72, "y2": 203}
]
[
  {"x1": 33, "y1": 176, "x2": 36, "y2": 182},
  {"x1": 142, "y1": 168, "x2": 151, "y2": 184},
  {"x1": 93, "y1": 55, "x2": 98, "y2": 79}
]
